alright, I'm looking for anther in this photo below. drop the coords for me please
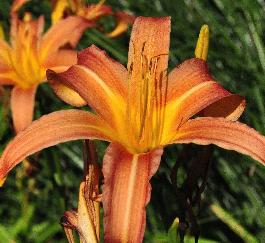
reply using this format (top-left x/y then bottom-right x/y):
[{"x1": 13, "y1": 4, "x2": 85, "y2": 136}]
[{"x1": 195, "y1": 25, "x2": 209, "y2": 61}]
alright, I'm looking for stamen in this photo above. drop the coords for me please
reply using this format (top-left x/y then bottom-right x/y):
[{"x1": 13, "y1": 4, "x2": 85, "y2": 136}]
[
  {"x1": 23, "y1": 12, "x2": 32, "y2": 22},
  {"x1": 127, "y1": 62, "x2": 133, "y2": 130},
  {"x1": 195, "y1": 25, "x2": 209, "y2": 61},
  {"x1": 127, "y1": 41, "x2": 169, "y2": 151},
  {"x1": 157, "y1": 70, "x2": 168, "y2": 145}
]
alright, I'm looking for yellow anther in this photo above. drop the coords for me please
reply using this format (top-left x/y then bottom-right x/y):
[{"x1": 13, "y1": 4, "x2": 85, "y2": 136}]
[
  {"x1": 0, "y1": 24, "x2": 4, "y2": 39},
  {"x1": 195, "y1": 24, "x2": 209, "y2": 61},
  {"x1": 23, "y1": 12, "x2": 32, "y2": 22}
]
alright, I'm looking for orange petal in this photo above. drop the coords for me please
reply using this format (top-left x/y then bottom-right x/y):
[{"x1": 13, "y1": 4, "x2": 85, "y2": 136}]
[
  {"x1": 102, "y1": 143, "x2": 163, "y2": 243},
  {"x1": 47, "y1": 45, "x2": 127, "y2": 108},
  {"x1": 0, "y1": 70, "x2": 26, "y2": 86},
  {"x1": 200, "y1": 94, "x2": 245, "y2": 121},
  {"x1": 47, "y1": 46, "x2": 127, "y2": 127},
  {"x1": 40, "y1": 16, "x2": 93, "y2": 63},
  {"x1": 11, "y1": 85, "x2": 37, "y2": 133},
  {"x1": 0, "y1": 39, "x2": 14, "y2": 85},
  {"x1": 127, "y1": 17, "x2": 170, "y2": 101},
  {"x1": 43, "y1": 49, "x2": 77, "y2": 71},
  {"x1": 50, "y1": 81, "x2": 87, "y2": 107},
  {"x1": 47, "y1": 67, "x2": 125, "y2": 129},
  {"x1": 167, "y1": 58, "x2": 212, "y2": 100},
  {"x1": 0, "y1": 110, "x2": 111, "y2": 181},
  {"x1": 168, "y1": 58, "x2": 245, "y2": 120},
  {"x1": 0, "y1": 74, "x2": 15, "y2": 85},
  {"x1": 166, "y1": 58, "x2": 245, "y2": 123},
  {"x1": 11, "y1": 14, "x2": 44, "y2": 46},
  {"x1": 77, "y1": 45, "x2": 127, "y2": 97},
  {"x1": 165, "y1": 80, "x2": 231, "y2": 133},
  {"x1": 175, "y1": 117, "x2": 265, "y2": 166},
  {"x1": 44, "y1": 49, "x2": 85, "y2": 106},
  {"x1": 0, "y1": 45, "x2": 15, "y2": 85},
  {"x1": 0, "y1": 39, "x2": 12, "y2": 71}
]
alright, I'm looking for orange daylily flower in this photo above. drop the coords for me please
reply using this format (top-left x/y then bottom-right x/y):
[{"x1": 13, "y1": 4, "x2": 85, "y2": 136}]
[
  {"x1": 1, "y1": 17, "x2": 265, "y2": 242},
  {"x1": 0, "y1": 1, "x2": 92, "y2": 133},
  {"x1": 52, "y1": 0, "x2": 135, "y2": 37}
]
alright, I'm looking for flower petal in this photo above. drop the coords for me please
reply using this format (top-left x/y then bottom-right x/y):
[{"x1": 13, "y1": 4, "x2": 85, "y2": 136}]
[
  {"x1": 175, "y1": 117, "x2": 265, "y2": 166},
  {"x1": 167, "y1": 58, "x2": 245, "y2": 120},
  {"x1": 127, "y1": 17, "x2": 170, "y2": 101},
  {"x1": 7, "y1": 16, "x2": 45, "y2": 88},
  {"x1": 0, "y1": 40, "x2": 14, "y2": 85},
  {"x1": 164, "y1": 59, "x2": 246, "y2": 139},
  {"x1": 47, "y1": 46, "x2": 128, "y2": 127},
  {"x1": 47, "y1": 67, "x2": 126, "y2": 129},
  {"x1": 43, "y1": 49, "x2": 77, "y2": 70},
  {"x1": 164, "y1": 80, "x2": 231, "y2": 140},
  {"x1": 77, "y1": 45, "x2": 127, "y2": 97},
  {"x1": 102, "y1": 143, "x2": 163, "y2": 243},
  {"x1": 200, "y1": 94, "x2": 245, "y2": 121},
  {"x1": 50, "y1": 81, "x2": 87, "y2": 107},
  {"x1": 40, "y1": 16, "x2": 93, "y2": 63},
  {"x1": 0, "y1": 110, "x2": 112, "y2": 181},
  {"x1": 167, "y1": 58, "x2": 212, "y2": 100},
  {"x1": 11, "y1": 85, "x2": 37, "y2": 133},
  {"x1": 44, "y1": 49, "x2": 86, "y2": 106},
  {"x1": 0, "y1": 40, "x2": 12, "y2": 72},
  {"x1": 0, "y1": 71, "x2": 20, "y2": 86}
]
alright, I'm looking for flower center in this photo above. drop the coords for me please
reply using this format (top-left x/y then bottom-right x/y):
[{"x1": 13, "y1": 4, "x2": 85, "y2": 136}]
[
  {"x1": 10, "y1": 19, "x2": 44, "y2": 89},
  {"x1": 126, "y1": 43, "x2": 168, "y2": 153}
]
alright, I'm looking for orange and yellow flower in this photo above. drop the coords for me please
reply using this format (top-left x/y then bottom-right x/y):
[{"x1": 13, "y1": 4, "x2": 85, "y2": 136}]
[
  {"x1": 1, "y1": 17, "x2": 265, "y2": 242},
  {"x1": 0, "y1": 0, "x2": 92, "y2": 133}
]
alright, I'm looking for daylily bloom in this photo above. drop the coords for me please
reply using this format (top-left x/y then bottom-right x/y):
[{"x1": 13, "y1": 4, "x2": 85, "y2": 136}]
[
  {"x1": 1, "y1": 17, "x2": 265, "y2": 242},
  {"x1": 52, "y1": 0, "x2": 135, "y2": 37},
  {"x1": 0, "y1": 0, "x2": 92, "y2": 133}
]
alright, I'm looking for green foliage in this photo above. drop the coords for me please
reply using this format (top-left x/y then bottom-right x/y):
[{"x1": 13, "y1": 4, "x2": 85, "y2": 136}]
[
  {"x1": 210, "y1": 203, "x2": 258, "y2": 243},
  {"x1": 0, "y1": 0, "x2": 265, "y2": 242}
]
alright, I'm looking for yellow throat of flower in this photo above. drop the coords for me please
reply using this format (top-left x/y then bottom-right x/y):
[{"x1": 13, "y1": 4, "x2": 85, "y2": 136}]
[
  {"x1": 10, "y1": 15, "x2": 45, "y2": 89},
  {"x1": 126, "y1": 43, "x2": 168, "y2": 153}
]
